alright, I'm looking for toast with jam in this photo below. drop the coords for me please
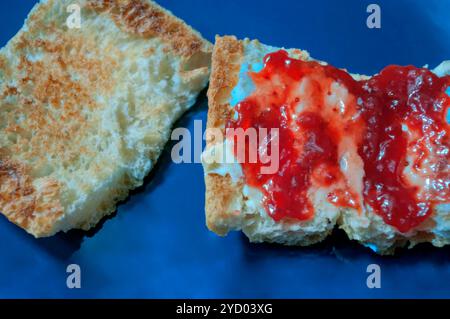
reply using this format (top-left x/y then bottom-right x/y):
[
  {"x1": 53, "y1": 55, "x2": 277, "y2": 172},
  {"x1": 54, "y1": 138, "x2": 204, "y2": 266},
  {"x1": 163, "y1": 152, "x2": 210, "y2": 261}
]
[{"x1": 202, "y1": 36, "x2": 450, "y2": 254}]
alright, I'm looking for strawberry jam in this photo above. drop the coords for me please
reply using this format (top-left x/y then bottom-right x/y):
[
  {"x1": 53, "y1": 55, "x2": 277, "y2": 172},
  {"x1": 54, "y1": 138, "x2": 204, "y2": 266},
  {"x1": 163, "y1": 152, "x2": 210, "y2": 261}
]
[{"x1": 227, "y1": 50, "x2": 450, "y2": 232}]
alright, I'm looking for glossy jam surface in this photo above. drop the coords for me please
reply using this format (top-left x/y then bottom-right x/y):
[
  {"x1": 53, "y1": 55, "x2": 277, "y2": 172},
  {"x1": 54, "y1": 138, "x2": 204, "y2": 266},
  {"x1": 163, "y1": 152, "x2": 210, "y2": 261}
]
[{"x1": 227, "y1": 50, "x2": 450, "y2": 232}]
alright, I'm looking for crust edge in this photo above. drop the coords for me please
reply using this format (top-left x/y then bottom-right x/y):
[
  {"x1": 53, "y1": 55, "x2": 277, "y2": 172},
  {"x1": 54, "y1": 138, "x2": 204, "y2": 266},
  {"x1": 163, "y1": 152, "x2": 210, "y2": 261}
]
[{"x1": 204, "y1": 36, "x2": 244, "y2": 235}]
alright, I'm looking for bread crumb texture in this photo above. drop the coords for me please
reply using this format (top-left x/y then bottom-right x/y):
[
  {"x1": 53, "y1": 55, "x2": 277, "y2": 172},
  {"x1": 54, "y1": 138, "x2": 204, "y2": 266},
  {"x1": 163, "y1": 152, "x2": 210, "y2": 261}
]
[{"x1": 0, "y1": 0, "x2": 212, "y2": 237}]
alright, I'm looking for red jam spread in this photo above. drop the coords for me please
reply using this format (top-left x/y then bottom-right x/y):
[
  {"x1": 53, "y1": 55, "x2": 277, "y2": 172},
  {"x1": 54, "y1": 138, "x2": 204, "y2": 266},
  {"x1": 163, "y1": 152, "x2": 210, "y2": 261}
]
[{"x1": 227, "y1": 50, "x2": 450, "y2": 233}]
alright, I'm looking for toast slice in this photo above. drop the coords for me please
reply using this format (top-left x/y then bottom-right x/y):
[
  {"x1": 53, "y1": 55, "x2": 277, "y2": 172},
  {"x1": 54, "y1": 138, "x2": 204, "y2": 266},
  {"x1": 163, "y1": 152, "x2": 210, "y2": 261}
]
[
  {"x1": 0, "y1": 0, "x2": 212, "y2": 237},
  {"x1": 202, "y1": 36, "x2": 450, "y2": 254}
]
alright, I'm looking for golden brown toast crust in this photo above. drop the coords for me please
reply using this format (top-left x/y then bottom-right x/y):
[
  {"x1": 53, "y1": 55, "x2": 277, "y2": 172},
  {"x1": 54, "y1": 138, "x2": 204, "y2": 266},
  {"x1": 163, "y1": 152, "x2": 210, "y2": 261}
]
[
  {"x1": 206, "y1": 36, "x2": 243, "y2": 131},
  {"x1": 0, "y1": 159, "x2": 63, "y2": 235},
  {"x1": 204, "y1": 36, "x2": 245, "y2": 235},
  {"x1": 88, "y1": 0, "x2": 209, "y2": 58}
]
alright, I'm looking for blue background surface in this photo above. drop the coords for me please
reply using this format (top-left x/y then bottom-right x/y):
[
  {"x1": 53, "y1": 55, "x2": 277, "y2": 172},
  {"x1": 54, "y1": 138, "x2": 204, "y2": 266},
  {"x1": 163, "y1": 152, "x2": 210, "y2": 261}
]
[{"x1": 0, "y1": 0, "x2": 450, "y2": 298}]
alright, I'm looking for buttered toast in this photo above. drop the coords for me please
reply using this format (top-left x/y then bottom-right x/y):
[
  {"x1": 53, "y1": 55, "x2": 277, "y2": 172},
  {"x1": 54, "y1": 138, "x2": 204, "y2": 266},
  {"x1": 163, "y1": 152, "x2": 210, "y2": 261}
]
[{"x1": 202, "y1": 36, "x2": 450, "y2": 254}]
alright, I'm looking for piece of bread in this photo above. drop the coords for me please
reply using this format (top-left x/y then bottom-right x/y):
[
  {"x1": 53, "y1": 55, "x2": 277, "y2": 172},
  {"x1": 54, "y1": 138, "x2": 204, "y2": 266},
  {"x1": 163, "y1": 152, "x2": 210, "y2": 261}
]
[
  {"x1": 0, "y1": 0, "x2": 212, "y2": 237},
  {"x1": 202, "y1": 36, "x2": 450, "y2": 254}
]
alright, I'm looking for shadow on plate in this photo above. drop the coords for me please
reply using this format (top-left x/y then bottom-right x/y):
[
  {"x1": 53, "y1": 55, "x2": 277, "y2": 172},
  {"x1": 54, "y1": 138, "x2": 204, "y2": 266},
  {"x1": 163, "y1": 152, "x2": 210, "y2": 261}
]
[{"x1": 239, "y1": 228, "x2": 450, "y2": 265}]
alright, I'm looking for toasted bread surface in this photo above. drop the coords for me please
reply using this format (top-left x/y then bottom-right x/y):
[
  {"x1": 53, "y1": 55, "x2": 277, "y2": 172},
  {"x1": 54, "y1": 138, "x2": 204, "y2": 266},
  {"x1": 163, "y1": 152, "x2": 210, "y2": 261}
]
[{"x1": 0, "y1": 0, "x2": 212, "y2": 237}]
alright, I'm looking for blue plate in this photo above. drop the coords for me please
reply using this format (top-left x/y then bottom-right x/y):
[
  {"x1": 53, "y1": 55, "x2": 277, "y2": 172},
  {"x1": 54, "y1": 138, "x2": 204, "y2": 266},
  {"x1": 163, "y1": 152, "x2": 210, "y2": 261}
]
[{"x1": 1, "y1": 0, "x2": 450, "y2": 298}]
